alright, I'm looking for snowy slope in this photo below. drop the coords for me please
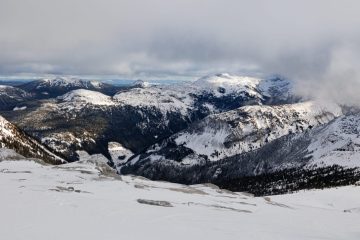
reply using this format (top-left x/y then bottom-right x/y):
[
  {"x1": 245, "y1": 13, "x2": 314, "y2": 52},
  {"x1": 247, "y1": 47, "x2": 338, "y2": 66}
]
[
  {"x1": 57, "y1": 89, "x2": 115, "y2": 106},
  {"x1": 194, "y1": 73, "x2": 293, "y2": 98},
  {"x1": 258, "y1": 75, "x2": 295, "y2": 102},
  {"x1": 113, "y1": 84, "x2": 195, "y2": 115},
  {"x1": 0, "y1": 157, "x2": 359, "y2": 240},
  {"x1": 0, "y1": 115, "x2": 65, "y2": 164},
  {"x1": 194, "y1": 73, "x2": 263, "y2": 98},
  {"x1": 0, "y1": 148, "x2": 25, "y2": 160},
  {"x1": 306, "y1": 113, "x2": 360, "y2": 168},
  {"x1": 119, "y1": 101, "x2": 357, "y2": 191},
  {"x1": 134, "y1": 101, "x2": 342, "y2": 165}
]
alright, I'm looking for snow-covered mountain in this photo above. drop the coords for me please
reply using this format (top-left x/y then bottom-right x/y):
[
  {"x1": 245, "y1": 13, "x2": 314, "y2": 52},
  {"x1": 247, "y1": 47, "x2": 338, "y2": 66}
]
[
  {"x1": 121, "y1": 109, "x2": 360, "y2": 195},
  {"x1": 0, "y1": 115, "x2": 65, "y2": 164},
  {"x1": 1, "y1": 72, "x2": 360, "y2": 195},
  {"x1": 5, "y1": 73, "x2": 296, "y2": 163},
  {"x1": 0, "y1": 156, "x2": 359, "y2": 240},
  {"x1": 132, "y1": 79, "x2": 151, "y2": 88},
  {"x1": 2, "y1": 72, "x2": 360, "y2": 240},
  {"x1": 58, "y1": 89, "x2": 116, "y2": 107},
  {"x1": 124, "y1": 101, "x2": 341, "y2": 165},
  {"x1": 112, "y1": 74, "x2": 295, "y2": 115},
  {"x1": 18, "y1": 76, "x2": 121, "y2": 98},
  {"x1": 194, "y1": 73, "x2": 294, "y2": 103}
]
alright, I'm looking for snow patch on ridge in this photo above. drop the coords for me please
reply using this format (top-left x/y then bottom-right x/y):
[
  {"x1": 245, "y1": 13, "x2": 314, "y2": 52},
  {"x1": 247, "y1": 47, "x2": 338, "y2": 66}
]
[
  {"x1": 13, "y1": 106, "x2": 27, "y2": 111},
  {"x1": 194, "y1": 73, "x2": 262, "y2": 98},
  {"x1": 58, "y1": 89, "x2": 115, "y2": 106}
]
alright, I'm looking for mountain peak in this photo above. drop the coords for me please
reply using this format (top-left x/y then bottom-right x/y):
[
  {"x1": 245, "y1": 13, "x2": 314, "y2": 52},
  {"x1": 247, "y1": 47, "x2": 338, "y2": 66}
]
[
  {"x1": 132, "y1": 80, "x2": 150, "y2": 88},
  {"x1": 58, "y1": 89, "x2": 114, "y2": 106},
  {"x1": 193, "y1": 73, "x2": 262, "y2": 98},
  {"x1": 195, "y1": 73, "x2": 261, "y2": 87}
]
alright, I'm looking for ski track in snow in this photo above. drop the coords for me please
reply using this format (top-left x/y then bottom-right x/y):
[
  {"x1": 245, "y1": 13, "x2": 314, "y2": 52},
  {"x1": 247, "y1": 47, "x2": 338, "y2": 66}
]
[{"x1": 0, "y1": 159, "x2": 359, "y2": 240}]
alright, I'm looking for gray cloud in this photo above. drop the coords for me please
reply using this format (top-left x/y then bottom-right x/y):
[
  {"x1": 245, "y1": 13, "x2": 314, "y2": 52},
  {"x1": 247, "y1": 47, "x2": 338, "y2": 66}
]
[{"x1": 1, "y1": 0, "x2": 360, "y2": 104}]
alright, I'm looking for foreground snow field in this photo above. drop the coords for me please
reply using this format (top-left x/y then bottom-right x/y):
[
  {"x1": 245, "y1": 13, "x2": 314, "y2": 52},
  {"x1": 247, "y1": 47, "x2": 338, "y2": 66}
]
[{"x1": 0, "y1": 158, "x2": 359, "y2": 240}]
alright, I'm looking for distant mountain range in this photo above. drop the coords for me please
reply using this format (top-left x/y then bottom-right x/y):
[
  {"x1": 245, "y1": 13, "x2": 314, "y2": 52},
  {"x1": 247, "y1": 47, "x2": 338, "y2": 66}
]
[
  {"x1": 18, "y1": 76, "x2": 124, "y2": 98},
  {"x1": 0, "y1": 74, "x2": 359, "y2": 195}
]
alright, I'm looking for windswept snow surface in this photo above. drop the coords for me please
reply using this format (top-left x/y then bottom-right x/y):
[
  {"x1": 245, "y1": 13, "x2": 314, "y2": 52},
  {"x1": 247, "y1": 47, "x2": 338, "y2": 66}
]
[{"x1": 0, "y1": 158, "x2": 359, "y2": 240}]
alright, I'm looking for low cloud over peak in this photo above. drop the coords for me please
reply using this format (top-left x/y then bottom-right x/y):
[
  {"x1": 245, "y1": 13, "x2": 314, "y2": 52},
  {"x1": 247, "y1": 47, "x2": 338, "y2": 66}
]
[{"x1": 1, "y1": 0, "x2": 360, "y2": 104}]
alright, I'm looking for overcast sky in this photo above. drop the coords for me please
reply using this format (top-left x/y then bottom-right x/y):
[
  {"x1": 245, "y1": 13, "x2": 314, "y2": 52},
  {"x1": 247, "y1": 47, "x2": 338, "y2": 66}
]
[{"x1": 1, "y1": 0, "x2": 360, "y2": 88}]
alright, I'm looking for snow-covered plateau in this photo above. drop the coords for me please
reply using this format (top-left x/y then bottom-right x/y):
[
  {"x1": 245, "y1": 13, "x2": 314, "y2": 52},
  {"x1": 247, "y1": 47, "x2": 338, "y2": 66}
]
[{"x1": 0, "y1": 154, "x2": 359, "y2": 240}]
